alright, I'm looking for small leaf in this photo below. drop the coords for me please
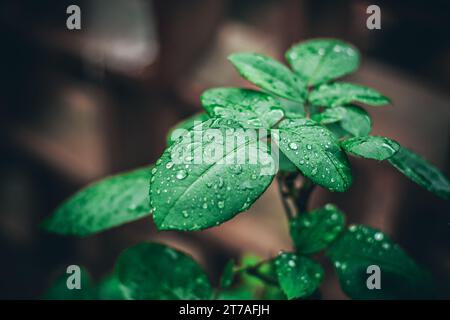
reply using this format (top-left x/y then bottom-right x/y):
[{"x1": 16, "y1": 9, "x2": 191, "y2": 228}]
[
  {"x1": 311, "y1": 107, "x2": 347, "y2": 124},
  {"x1": 286, "y1": 39, "x2": 360, "y2": 86},
  {"x1": 151, "y1": 119, "x2": 275, "y2": 230},
  {"x1": 339, "y1": 105, "x2": 372, "y2": 137},
  {"x1": 228, "y1": 53, "x2": 306, "y2": 102},
  {"x1": 274, "y1": 252, "x2": 324, "y2": 299},
  {"x1": 167, "y1": 113, "x2": 210, "y2": 147},
  {"x1": 290, "y1": 204, "x2": 345, "y2": 254},
  {"x1": 389, "y1": 146, "x2": 450, "y2": 199},
  {"x1": 327, "y1": 225, "x2": 434, "y2": 299},
  {"x1": 272, "y1": 118, "x2": 353, "y2": 192},
  {"x1": 42, "y1": 267, "x2": 93, "y2": 300},
  {"x1": 42, "y1": 167, "x2": 152, "y2": 236},
  {"x1": 279, "y1": 151, "x2": 299, "y2": 172},
  {"x1": 116, "y1": 243, "x2": 212, "y2": 300},
  {"x1": 309, "y1": 82, "x2": 390, "y2": 107},
  {"x1": 201, "y1": 88, "x2": 284, "y2": 129},
  {"x1": 220, "y1": 260, "x2": 235, "y2": 289},
  {"x1": 342, "y1": 136, "x2": 400, "y2": 160}
]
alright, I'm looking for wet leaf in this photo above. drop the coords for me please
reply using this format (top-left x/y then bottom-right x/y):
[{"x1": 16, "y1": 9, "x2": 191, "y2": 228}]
[
  {"x1": 228, "y1": 53, "x2": 306, "y2": 102},
  {"x1": 342, "y1": 136, "x2": 400, "y2": 160},
  {"x1": 290, "y1": 204, "x2": 345, "y2": 254},
  {"x1": 167, "y1": 113, "x2": 210, "y2": 147},
  {"x1": 150, "y1": 119, "x2": 275, "y2": 231},
  {"x1": 389, "y1": 146, "x2": 450, "y2": 199},
  {"x1": 42, "y1": 167, "x2": 152, "y2": 236},
  {"x1": 116, "y1": 243, "x2": 212, "y2": 300},
  {"x1": 272, "y1": 118, "x2": 352, "y2": 192},
  {"x1": 275, "y1": 252, "x2": 324, "y2": 299},
  {"x1": 309, "y1": 82, "x2": 390, "y2": 107},
  {"x1": 327, "y1": 225, "x2": 434, "y2": 299},
  {"x1": 286, "y1": 39, "x2": 360, "y2": 86},
  {"x1": 201, "y1": 88, "x2": 284, "y2": 129}
]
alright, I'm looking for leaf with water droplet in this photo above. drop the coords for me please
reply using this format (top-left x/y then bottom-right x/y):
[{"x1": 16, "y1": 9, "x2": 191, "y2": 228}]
[
  {"x1": 326, "y1": 105, "x2": 372, "y2": 137},
  {"x1": 151, "y1": 119, "x2": 275, "y2": 231},
  {"x1": 201, "y1": 88, "x2": 284, "y2": 129},
  {"x1": 290, "y1": 204, "x2": 345, "y2": 254},
  {"x1": 342, "y1": 136, "x2": 400, "y2": 160},
  {"x1": 41, "y1": 166, "x2": 153, "y2": 236},
  {"x1": 388, "y1": 146, "x2": 450, "y2": 199},
  {"x1": 311, "y1": 106, "x2": 347, "y2": 124},
  {"x1": 327, "y1": 225, "x2": 434, "y2": 299},
  {"x1": 272, "y1": 118, "x2": 352, "y2": 192},
  {"x1": 228, "y1": 53, "x2": 306, "y2": 102},
  {"x1": 286, "y1": 39, "x2": 360, "y2": 86},
  {"x1": 116, "y1": 243, "x2": 212, "y2": 300},
  {"x1": 166, "y1": 112, "x2": 210, "y2": 147},
  {"x1": 309, "y1": 82, "x2": 390, "y2": 107},
  {"x1": 275, "y1": 253, "x2": 324, "y2": 299}
]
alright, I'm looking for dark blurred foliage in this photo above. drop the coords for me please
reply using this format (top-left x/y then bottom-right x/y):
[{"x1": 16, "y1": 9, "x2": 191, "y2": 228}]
[{"x1": 0, "y1": 0, "x2": 449, "y2": 299}]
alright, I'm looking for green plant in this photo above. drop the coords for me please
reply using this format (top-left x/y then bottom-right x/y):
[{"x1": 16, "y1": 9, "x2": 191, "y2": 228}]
[{"x1": 42, "y1": 39, "x2": 450, "y2": 300}]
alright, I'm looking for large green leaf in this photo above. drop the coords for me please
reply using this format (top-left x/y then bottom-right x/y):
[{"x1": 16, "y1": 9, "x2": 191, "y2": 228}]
[
  {"x1": 272, "y1": 118, "x2": 352, "y2": 192},
  {"x1": 342, "y1": 136, "x2": 400, "y2": 160},
  {"x1": 116, "y1": 243, "x2": 212, "y2": 300},
  {"x1": 286, "y1": 39, "x2": 360, "y2": 86},
  {"x1": 201, "y1": 88, "x2": 284, "y2": 129},
  {"x1": 290, "y1": 204, "x2": 345, "y2": 254},
  {"x1": 389, "y1": 146, "x2": 450, "y2": 199},
  {"x1": 228, "y1": 53, "x2": 306, "y2": 102},
  {"x1": 42, "y1": 167, "x2": 152, "y2": 236},
  {"x1": 309, "y1": 82, "x2": 390, "y2": 107},
  {"x1": 327, "y1": 225, "x2": 434, "y2": 299},
  {"x1": 167, "y1": 113, "x2": 210, "y2": 147},
  {"x1": 150, "y1": 119, "x2": 275, "y2": 230},
  {"x1": 275, "y1": 252, "x2": 324, "y2": 299}
]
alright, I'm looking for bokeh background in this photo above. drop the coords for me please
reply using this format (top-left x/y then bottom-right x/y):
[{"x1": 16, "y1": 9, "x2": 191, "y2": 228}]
[{"x1": 1, "y1": 0, "x2": 449, "y2": 299}]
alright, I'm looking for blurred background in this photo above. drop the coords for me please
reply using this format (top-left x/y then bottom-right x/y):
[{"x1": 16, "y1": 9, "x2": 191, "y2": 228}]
[{"x1": 0, "y1": 0, "x2": 449, "y2": 299}]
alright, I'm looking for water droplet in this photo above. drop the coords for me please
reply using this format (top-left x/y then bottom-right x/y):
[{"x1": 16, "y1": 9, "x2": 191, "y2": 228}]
[
  {"x1": 218, "y1": 201, "x2": 225, "y2": 209},
  {"x1": 165, "y1": 162, "x2": 174, "y2": 169},
  {"x1": 288, "y1": 260, "x2": 296, "y2": 267},
  {"x1": 202, "y1": 203, "x2": 208, "y2": 209},
  {"x1": 151, "y1": 168, "x2": 157, "y2": 174},
  {"x1": 374, "y1": 232, "x2": 384, "y2": 241},
  {"x1": 182, "y1": 210, "x2": 189, "y2": 218},
  {"x1": 306, "y1": 144, "x2": 312, "y2": 150},
  {"x1": 176, "y1": 170, "x2": 187, "y2": 180},
  {"x1": 288, "y1": 142, "x2": 298, "y2": 150}
]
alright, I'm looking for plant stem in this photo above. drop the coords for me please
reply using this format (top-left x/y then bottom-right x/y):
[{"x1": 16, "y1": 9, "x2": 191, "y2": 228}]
[{"x1": 277, "y1": 171, "x2": 316, "y2": 218}]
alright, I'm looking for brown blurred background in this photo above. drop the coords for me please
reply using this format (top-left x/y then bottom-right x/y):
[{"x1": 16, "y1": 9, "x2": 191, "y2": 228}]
[{"x1": 0, "y1": 0, "x2": 449, "y2": 299}]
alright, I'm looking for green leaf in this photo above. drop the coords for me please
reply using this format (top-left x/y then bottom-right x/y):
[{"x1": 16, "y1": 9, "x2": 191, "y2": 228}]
[
  {"x1": 217, "y1": 289, "x2": 254, "y2": 300},
  {"x1": 96, "y1": 274, "x2": 129, "y2": 300},
  {"x1": 309, "y1": 82, "x2": 390, "y2": 107},
  {"x1": 42, "y1": 267, "x2": 93, "y2": 300},
  {"x1": 220, "y1": 260, "x2": 235, "y2": 289},
  {"x1": 311, "y1": 107, "x2": 347, "y2": 124},
  {"x1": 42, "y1": 166, "x2": 152, "y2": 236},
  {"x1": 339, "y1": 105, "x2": 372, "y2": 137},
  {"x1": 272, "y1": 118, "x2": 352, "y2": 192},
  {"x1": 228, "y1": 53, "x2": 306, "y2": 102},
  {"x1": 327, "y1": 225, "x2": 434, "y2": 299},
  {"x1": 279, "y1": 151, "x2": 299, "y2": 172},
  {"x1": 201, "y1": 88, "x2": 284, "y2": 129},
  {"x1": 167, "y1": 113, "x2": 210, "y2": 147},
  {"x1": 342, "y1": 136, "x2": 400, "y2": 160},
  {"x1": 286, "y1": 39, "x2": 360, "y2": 86},
  {"x1": 150, "y1": 118, "x2": 275, "y2": 230},
  {"x1": 290, "y1": 204, "x2": 345, "y2": 254},
  {"x1": 274, "y1": 252, "x2": 324, "y2": 299},
  {"x1": 116, "y1": 243, "x2": 212, "y2": 300},
  {"x1": 389, "y1": 146, "x2": 450, "y2": 199}
]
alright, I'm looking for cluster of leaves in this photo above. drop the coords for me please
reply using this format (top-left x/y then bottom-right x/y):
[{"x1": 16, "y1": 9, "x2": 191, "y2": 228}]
[{"x1": 42, "y1": 39, "x2": 450, "y2": 300}]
